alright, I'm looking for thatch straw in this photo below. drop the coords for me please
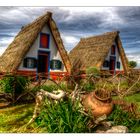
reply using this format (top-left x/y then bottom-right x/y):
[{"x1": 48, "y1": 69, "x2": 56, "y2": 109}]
[
  {"x1": 0, "y1": 11, "x2": 71, "y2": 73},
  {"x1": 69, "y1": 31, "x2": 129, "y2": 74}
]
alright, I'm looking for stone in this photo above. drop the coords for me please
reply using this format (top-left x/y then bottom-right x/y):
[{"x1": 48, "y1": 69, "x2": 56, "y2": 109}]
[
  {"x1": 94, "y1": 114, "x2": 107, "y2": 124},
  {"x1": 96, "y1": 130, "x2": 106, "y2": 133},
  {"x1": 101, "y1": 121, "x2": 113, "y2": 127},
  {"x1": 106, "y1": 125, "x2": 129, "y2": 133},
  {"x1": 95, "y1": 121, "x2": 112, "y2": 133}
]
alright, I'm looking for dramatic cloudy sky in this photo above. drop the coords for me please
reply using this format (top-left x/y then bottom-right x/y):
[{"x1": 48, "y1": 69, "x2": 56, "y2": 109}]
[{"x1": 0, "y1": 7, "x2": 140, "y2": 67}]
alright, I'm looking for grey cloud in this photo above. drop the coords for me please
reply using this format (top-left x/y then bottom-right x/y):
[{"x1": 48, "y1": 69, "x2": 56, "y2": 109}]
[{"x1": 0, "y1": 7, "x2": 140, "y2": 67}]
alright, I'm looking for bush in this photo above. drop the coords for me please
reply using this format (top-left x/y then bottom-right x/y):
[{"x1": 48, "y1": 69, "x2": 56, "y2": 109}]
[
  {"x1": 1, "y1": 75, "x2": 28, "y2": 96},
  {"x1": 35, "y1": 97, "x2": 91, "y2": 133},
  {"x1": 82, "y1": 82, "x2": 95, "y2": 92},
  {"x1": 107, "y1": 105, "x2": 140, "y2": 132},
  {"x1": 86, "y1": 67, "x2": 100, "y2": 77},
  {"x1": 128, "y1": 61, "x2": 137, "y2": 68}
]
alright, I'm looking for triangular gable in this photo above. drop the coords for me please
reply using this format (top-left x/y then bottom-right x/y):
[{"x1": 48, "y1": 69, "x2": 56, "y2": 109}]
[
  {"x1": 0, "y1": 12, "x2": 71, "y2": 73},
  {"x1": 69, "y1": 31, "x2": 128, "y2": 74}
]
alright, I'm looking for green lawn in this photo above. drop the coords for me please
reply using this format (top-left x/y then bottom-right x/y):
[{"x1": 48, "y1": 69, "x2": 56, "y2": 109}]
[
  {"x1": 123, "y1": 93, "x2": 140, "y2": 103},
  {"x1": 0, "y1": 93, "x2": 140, "y2": 133},
  {"x1": 113, "y1": 93, "x2": 140, "y2": 111},
  {"x1": 0, "y1": 103, "x2": 46, "y2": 133}
]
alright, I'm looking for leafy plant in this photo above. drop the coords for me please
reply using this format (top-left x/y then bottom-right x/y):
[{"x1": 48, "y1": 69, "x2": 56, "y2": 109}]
[
  {"x1": 128, "y1": 61, "x2": 137, "y2": 68},
  {"x1": 0, "y1": 75, "x2": 29, "y2": 103},
  {"x1": 81, "y1": 82, "x2": 95, "y2": 92},
  {"x1": 86, "y1": 67, "x2": 100, "y2": 77},
  {"x1": 1, "y1": 75, "x2": 28, "y2": 94},
  {"x1": 107, "y1": 105, "x2": 140, "y2": 133},
  {"x1": 35, "y1": 97, "x2": 91, "y2": 133}
]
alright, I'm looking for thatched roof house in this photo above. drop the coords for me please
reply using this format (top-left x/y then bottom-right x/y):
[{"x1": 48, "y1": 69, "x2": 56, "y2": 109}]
[
  {"x1": 0, "y1": 11, "x2": 71, "y2": 78},
  {"x1": 69, "y1": 31, "x2": 129, "y2": 74}
]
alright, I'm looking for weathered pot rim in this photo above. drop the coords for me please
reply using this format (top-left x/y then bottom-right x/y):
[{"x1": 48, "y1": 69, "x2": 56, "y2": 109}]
[{"x1": 93, "y1": 90, "x2": 111, "y2": 101}]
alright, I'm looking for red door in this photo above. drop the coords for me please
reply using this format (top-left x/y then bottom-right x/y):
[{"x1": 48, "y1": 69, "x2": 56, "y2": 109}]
[{"x1": 109, "y1": 56, "x2": 116, "y2": 74}]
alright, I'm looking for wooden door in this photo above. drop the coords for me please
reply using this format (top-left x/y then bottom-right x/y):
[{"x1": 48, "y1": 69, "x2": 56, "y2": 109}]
[
  {"x1": 38, "y1": 52, "x2": 49, "y2": 73},
  {"x1": 109, "y1": 56, "x2": 116, "y2": 74}
]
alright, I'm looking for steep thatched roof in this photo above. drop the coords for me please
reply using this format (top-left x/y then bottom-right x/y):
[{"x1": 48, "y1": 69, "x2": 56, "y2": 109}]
[
  {"x1": 69, "y1": 31, "x2": 129, "y2": 74},
  {"x1": 0, "y1": 11, "x2": 71, "y2": 73}
]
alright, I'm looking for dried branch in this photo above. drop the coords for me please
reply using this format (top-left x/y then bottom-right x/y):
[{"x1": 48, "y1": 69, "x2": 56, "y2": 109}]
[
  {"x1": 40, "y1": 89, "x2": 66, "y2": 100},
  {"x1": 123, "y1": 75, "x2": 140, "y2": 97}
]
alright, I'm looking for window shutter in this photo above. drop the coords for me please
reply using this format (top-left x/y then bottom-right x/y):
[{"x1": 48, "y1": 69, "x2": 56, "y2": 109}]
[
  {"x1": 50, "y1": 60, "x2": 62, "y2": 70},
  {"x1": 117, "y1": 61, "x2": 120, "y2": 69},
  {"x1": 40, "y1": 33, "x2": 49, "y2": 48},
  {"x1": 111, "y1": 45, "x2": 116, "y2": 55},
  {"x1": 103, "y1": 60, "x2": 109, "y2": 67},
  {"x1": 33, "y1": 58, "x2": 37, "y2": 68},
  {"x1": 23, "y1": 58, "x2": 27, "y2": 67},
  {"x1": 50, "y1": 60, "x2": 54, "y2": 69},
  {"x1": 23, "y1": 58, "x2": 37, "y2": 68},
  {"x1": 57, "y1": 60, "x2": 62, "y2": 69}
]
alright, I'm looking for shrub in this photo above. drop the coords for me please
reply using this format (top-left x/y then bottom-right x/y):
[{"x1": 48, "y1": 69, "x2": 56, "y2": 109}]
[
  {"x1": 86, "y1": 67, "x2": 100, "y2": 77},
  {"x1": 35, "y1": 97, "x2": 91, "y2": 133},
  {"x1": 128, "y1": 61, "x2": 137, "y2": 68},
  {"x1": 107, "y1": 105, "x2": 140, "y2": 132},
  {"x1": 1, "y1": 75, "x2": 28, "y2": 94},
  {"x1": 81, "y1": 82, "x2": 95, "y2": 92}
]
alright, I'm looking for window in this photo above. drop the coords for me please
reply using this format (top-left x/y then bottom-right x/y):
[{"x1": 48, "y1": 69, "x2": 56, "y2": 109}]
[
  {"x1": 23, "y1": 57, "x2": 37, "y2": 68},
  {"x1": 111, "y1": 45, "x2": 116, "y2": 55},
  {"x1": 40, "y1": 33, "x2": 49, "y2": 48},
  {"x1": 103, "y1": 60, "x2": 109, "y2": 67},
  {"x1": 117, "y1": 61, "x2": 120, "y2": 69},
  {"x1": 50, "y1": 60, "x2": 62, "y2": 70}
]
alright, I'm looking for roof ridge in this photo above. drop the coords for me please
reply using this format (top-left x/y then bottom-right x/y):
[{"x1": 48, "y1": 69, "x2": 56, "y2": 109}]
[
  {"x1": 81, "y1": 31, "x2": 119, "y2": 41},
  {"x1": 19, "y1": 11, "x2": 52, "y2": 33}
]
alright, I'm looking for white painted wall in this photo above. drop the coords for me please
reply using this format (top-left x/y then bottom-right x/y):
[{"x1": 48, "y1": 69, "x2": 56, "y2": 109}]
[
  {"x1": 18, "y1": 23, "x2": 66, "y2": 72},
  {"x1": 101, "y1": 42, "x2": 123, "y2": 71}
]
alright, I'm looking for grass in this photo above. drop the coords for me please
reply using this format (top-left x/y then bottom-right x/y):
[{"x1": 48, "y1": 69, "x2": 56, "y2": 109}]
[
  {"x1": 107, "y1": 105, "x2": 140, "y2": 133},
  {"x1": 113, "y1": 93, "x2": 140, "y2": 110},
  {"x1": 35, "y1": 98, "x2": 91, "y2": 133},
  {"x1": 123, "y1": 93, "x2": 140, "y2": 112},
  {"x1": 123, "y1": 93, "x2": 140, "y2": 103},
  {"x1": 111, "y1": 93, "x2": 140, "y2": 133},
  {"x1": 0, "y1": 103, "x2": 45, "y2": 133},
  {"x1": 1, "y1": 91, "x2": 140, "y2": 133}
]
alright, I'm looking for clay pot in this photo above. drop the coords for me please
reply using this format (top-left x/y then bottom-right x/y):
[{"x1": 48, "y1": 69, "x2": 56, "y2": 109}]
[{"x1": 82, "y1": 90, "x2": 113, "y2": 117}]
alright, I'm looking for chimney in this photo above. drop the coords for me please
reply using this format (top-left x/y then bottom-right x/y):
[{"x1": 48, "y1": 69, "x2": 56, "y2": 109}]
[{"x1": 47, "y1": 11, "x2": 52, "y2": 17}]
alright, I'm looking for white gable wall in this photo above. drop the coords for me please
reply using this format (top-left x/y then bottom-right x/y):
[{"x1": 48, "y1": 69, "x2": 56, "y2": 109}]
[
  {"x1": 18, "y1": 23, "x2": 66, "y2": 72},
  {"x1": 101, "y1": 42, "x2": 123, "y2": 71}
]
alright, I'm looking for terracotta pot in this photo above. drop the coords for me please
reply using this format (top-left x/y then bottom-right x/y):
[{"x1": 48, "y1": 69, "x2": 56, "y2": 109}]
[{"x1": 82, "y1": 91, "x2": 113, "y2": 117}]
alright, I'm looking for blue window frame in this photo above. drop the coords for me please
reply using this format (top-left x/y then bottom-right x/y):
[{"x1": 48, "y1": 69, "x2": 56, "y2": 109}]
[
  {"x1": 103, "y1": 60, "x2": 109, "y2": 67},
  {"x1": 40, "y1": 33, "x2": 50, "y2": 49},
  {"x1": 23, "y1": 57, "x2": 37, "y2": 68},
  {"x1": 37, "y1": 50, "x2": 50, "y2": 73},
  {"x1": 50, "y1": 59, "x2": 62, "y2": 70},
  {"x1": 111, "y1": 45, "x2": 116, "y2": 55},
  {"x1": 117, "y1": 61, "x2": 120, "y2": 69}
]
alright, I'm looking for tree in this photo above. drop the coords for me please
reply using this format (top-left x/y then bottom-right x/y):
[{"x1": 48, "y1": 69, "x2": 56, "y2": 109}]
[{"x1": 128, "y1": 61, "x2": 137, "y2": 68}]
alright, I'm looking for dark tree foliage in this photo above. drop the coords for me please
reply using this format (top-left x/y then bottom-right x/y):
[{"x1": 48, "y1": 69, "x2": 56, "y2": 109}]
[{"x1": 128, "y1": 61, "x2": 137, "y2": 68}]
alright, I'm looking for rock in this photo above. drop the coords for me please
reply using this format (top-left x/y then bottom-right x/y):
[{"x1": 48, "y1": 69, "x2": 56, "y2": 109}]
[
  {"x1": 101, "y1": 121, "x2": 113, "y2": 127},
  {"x1": 96, "y1": 125, "x2": 128, "y2": 133},
  {"x1": 94, "y1": 114, "x2": 107, "y2": 124},
  {"x1": 106, "y1": 125, "x2": 128, "y2": 133},
  {"x1": 96, "y1": 130, "x2": 106, "y2": 133},
  {"x1": 95, "y1": 121, "x2": 112, "y2": 133}
]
